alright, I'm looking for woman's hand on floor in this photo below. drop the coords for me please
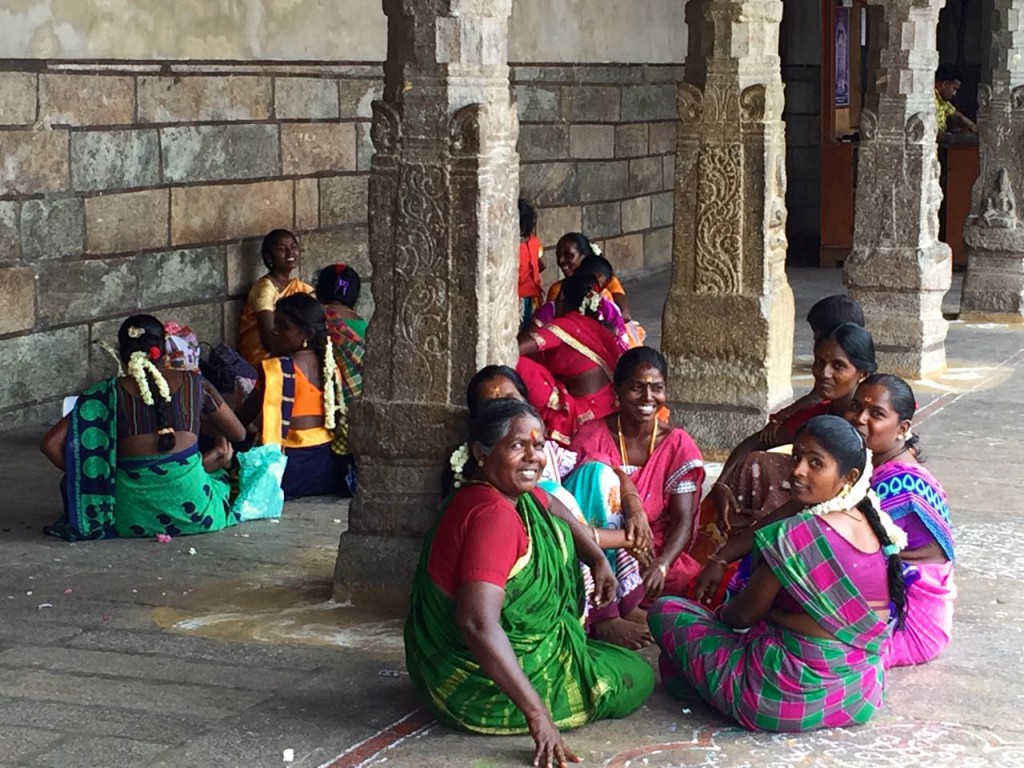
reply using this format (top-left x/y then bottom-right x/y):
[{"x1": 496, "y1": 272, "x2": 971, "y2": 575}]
[{"x1": 528, "y1": 713, "x2": 581, "y2": 768}]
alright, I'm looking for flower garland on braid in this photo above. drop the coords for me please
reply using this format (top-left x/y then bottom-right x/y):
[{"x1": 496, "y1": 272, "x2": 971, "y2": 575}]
[
  {"x1": 126, "y1": 349, "x2": 171, "y2": 407},
  {"x1": 323, "y1": 338, "x2": 352, "y2": 457}
]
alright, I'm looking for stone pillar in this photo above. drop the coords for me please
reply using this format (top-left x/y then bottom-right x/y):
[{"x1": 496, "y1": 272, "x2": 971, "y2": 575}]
[
  {"x1": 661, "y1": 0, "x2": 795, "y2": 453},
  {"x1": 961, "y1": 0, "x2": 1024, "y2": 318},
  {"x1": 844, "y1": 0, "x2": 951, "y2": 376},
  {"x1": 333, "y1": 0, "x2": 520, "y2": 600}
]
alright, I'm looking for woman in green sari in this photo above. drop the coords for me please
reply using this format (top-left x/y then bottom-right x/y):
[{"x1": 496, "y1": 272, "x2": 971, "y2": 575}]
[
  {"x1": 405, "y1": 399, "x2": 653, "y2": 767},
  {"x1": 40, "y1": 314, "x2": 246, "y2": 540}
]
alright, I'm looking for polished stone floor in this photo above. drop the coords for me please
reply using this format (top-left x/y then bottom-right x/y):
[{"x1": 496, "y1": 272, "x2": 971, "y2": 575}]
[{"x1": 1, "y1": 267, "x2": 1022, "y2": 767}]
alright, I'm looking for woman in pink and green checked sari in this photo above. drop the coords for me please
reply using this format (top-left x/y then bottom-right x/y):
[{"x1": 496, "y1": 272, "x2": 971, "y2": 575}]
[{"x1": 649, "y1": 415, "x2": 907, "y2": 732}]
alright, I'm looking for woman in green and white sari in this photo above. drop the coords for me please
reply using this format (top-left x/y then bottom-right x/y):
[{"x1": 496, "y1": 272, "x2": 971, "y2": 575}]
[
  {"x1": 40, "y1": 314, "x2": 246, "y2": 540},
  {"x1": 405, "y1": 399, "x2": 653, "y2": 767}
]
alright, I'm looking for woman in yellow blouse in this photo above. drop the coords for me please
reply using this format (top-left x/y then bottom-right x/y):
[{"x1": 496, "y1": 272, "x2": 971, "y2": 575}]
[{"x1": 238, "y1": 229, "x2": 314, "y2": 366}]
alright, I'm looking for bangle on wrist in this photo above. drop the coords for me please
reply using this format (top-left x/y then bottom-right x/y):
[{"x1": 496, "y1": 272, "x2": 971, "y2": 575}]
[
  {"x1": 590, "y1": 526, "x2": 601, "y2": 547},
  {"x1": 656, "y1": 562, "x2": 668, "y2": 577},
  {"x1": 709, "y1": 553, "x2": 729, "y2": 567},
  {"x1": 622, "y1": 491, "x2": 641, "y2": 503}
]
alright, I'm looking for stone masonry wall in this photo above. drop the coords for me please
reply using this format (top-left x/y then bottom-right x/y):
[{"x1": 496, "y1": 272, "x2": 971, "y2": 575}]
[
  {"x1": 514, "y1": 65, "x2": 680, "y2": 287},
  {"x1": 0, "y1": 61, "x2": 677, "y2": 428},
  {"x1": 0, "y1": 61, "x2": 381, "y2": 429}
]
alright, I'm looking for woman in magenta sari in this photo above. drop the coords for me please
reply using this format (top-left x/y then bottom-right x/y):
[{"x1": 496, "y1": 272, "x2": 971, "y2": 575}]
[
  {"x1": 569, "y1": 348, "x2": 706, "y2": 601},
  {"x1": 518, "y1": 271, "x2": 623, "y2": 446},
  {"x1": 848, "y1": 374, "x2": 955, "y2": 667}
]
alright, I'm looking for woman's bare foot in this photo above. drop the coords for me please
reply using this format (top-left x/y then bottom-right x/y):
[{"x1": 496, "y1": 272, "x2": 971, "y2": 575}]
[
  {"x1": 623, "y1": 606, "x2": 648, "y2": 625},
  {"x1": 592, "y1": 617, "x2": 653, "y2": 650}
]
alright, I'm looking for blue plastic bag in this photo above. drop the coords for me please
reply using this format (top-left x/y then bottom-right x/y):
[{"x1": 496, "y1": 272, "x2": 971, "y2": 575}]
[{"x1": 232, "y1": 444, "x2": 288, "y2": 521}]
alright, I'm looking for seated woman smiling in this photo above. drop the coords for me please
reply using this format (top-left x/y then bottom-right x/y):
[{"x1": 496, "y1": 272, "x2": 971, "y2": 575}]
[
  {"x1": 405, "y1": 399, "x2": 653, "y2": 767},
  {"x1": 649, "y1": 415, "x2": 906, "y2": 732}
]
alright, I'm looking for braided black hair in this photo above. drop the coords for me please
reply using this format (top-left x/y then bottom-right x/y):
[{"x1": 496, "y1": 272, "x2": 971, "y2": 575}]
[
  {"x1": 560, "y1": 270, "x2": 613, "y2": 330},
  {"x1": 275, "y1": 293, "x2": 329, "y2": 373},
  {"x1": 118, "y1": 314, "x2": 175, "y2": 453},
  {"x1": 800, "y1": 414, "x2": 908, "y2": 628}
]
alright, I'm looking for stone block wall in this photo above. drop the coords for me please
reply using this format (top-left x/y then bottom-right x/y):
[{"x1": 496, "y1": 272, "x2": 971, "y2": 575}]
[
  {"x1": 0, "y1": 61, "x2": 379, "y2": 428},
  {"x1": 0, "y1": 60, "x2": 678, "y2": 427},
  {"x1": 512, "y1": 65, "x2": 680, "y2": 285}
]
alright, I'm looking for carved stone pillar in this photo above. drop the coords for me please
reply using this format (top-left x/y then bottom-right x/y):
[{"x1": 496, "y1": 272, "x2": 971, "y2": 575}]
[
  {"x1": 844, "y1": 0, "x2": 951, "y2": 377},
  {"x1": 661, "y1": 0, "x2": 795, "y2": 453},
  {"x1": 333, "y1": 0, "x2": 520, "y2": 600},
  {"x1": 961, "y1": 0, "x2": 1024, "y2": 318}
]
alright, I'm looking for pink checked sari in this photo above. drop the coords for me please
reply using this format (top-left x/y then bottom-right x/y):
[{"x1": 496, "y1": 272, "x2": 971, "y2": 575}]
[
  {"x1": 570, "y1": 419, "x2": 705, "y2": 598},
  {"x1": 649, "y1": 514, "x2": 890, "y2": 732}
]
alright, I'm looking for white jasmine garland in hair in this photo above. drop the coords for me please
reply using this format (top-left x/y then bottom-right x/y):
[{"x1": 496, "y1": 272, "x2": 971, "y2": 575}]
[
  {"x1": 590, "y1": 242, "x2": 603, "y2": 257},
  {"x1": 322, "y1": 339, "x2": 346, "y2": 431},
  {"x1": 126, "y1": 351, "x2": 171, "y2": 407},
  {"x1": 876, "y1": 499, "x2": 909, "y2": 551},
  {"x1": 449, "y1": 443, "x2": 470, "y2": 487},
  {"x1": 579, "y1": 290, "x2": 602, "y2": 316}
]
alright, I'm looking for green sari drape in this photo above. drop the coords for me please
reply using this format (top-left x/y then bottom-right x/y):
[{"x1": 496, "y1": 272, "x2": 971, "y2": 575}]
[{"x1": 404, "y1": 489, "x2": 653, "y2": 734}]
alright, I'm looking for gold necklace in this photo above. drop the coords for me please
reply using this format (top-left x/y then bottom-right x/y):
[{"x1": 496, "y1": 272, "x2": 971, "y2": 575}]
[
  {"x1": 837, "y1": 507, "x2": 864, "y2": 522},
  {"x1": 617, "y1": 415, "x2": 658, "y2": 466}
]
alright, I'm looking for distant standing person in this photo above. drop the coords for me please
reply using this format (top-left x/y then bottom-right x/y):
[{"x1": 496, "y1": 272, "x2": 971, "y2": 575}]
[
  {"x1": 934, "y1": 65, "x2": 977, "y2": 135},
  {"x1": 517, "y1": 198, "x2": 546, "y2": 331},
  {"x1": 238, "y1": 229, "x2": 314, "y2": 367}
]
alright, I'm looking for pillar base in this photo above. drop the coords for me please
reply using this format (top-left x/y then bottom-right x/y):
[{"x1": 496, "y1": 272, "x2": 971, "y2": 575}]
[
  {"x1": 662, "y1": 288, "x2": 794, "y2": 455},
  {"x1": 332, "y1": 531, "x2": 422, "y2": 609},
  {"x1": 667, "y1": 406, "x2": 769, "y2": 462},
  {"x1": 845, "y1": 243, "x2": 951, "y2": 379},
  {"x1": 962, "y1": 226, "x2": 1024, "y2": 317}
]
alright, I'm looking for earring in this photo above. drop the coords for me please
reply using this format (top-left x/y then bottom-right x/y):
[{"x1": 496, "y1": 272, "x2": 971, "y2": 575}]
[
  {"x1": 477, "y1": 459, "x2": 484, "y2": 467},
  {"x1": 898, "y1": 433, "x2": 906, "y2": 441},
  {"x1": 301, "y1": 340, "x2": 309, "y2": 349},
  {"x1": 840, "y1": 483, "x2": 851, "y2": 497}
]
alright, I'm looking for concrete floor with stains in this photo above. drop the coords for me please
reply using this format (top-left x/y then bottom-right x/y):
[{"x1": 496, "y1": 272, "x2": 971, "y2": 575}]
[{"x1": 2, "y1": 267, "x2": 1023, "y2": 767}]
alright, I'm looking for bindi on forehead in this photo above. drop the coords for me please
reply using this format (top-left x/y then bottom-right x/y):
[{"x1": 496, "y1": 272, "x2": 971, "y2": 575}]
[{"x1": 529, "y1": 428, "x2": 541, "y2": 441}]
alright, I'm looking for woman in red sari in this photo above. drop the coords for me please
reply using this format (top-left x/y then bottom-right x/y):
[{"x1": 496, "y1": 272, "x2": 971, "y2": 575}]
[
  {"x1": 568, "y1": 347, "x2": 706, "y2": 601},
  {"x1": 517, "y1": 271, "x2": 623, "y2": 446}
]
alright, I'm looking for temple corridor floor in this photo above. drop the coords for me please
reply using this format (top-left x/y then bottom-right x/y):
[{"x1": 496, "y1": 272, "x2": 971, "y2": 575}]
[{"x1": 2, "y1": 267, "x2": 1022, "y2": 767}]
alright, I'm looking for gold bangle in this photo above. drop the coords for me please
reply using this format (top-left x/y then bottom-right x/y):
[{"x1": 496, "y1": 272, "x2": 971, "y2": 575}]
[
  {"x1": 622, "y1": 491, "x2": 641, "y2": 502},
  {"x1": 590, "y1": 526, "x2": 601, "y2": 547}
]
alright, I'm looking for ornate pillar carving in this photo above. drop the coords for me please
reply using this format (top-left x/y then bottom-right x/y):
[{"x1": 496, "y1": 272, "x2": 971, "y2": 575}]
[
  {"x1": 662, "y1": 0, "x2": 795, "y2": 453},
  {"x1": 961, "y1": 0, "x2": 1024, "y2": 318},
  {"x1": 844, "y1": 0, "x2": 951, "y2": 376},
  {"x1": 334, "y1": 0, "x2": 520, "y2": 599}
]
